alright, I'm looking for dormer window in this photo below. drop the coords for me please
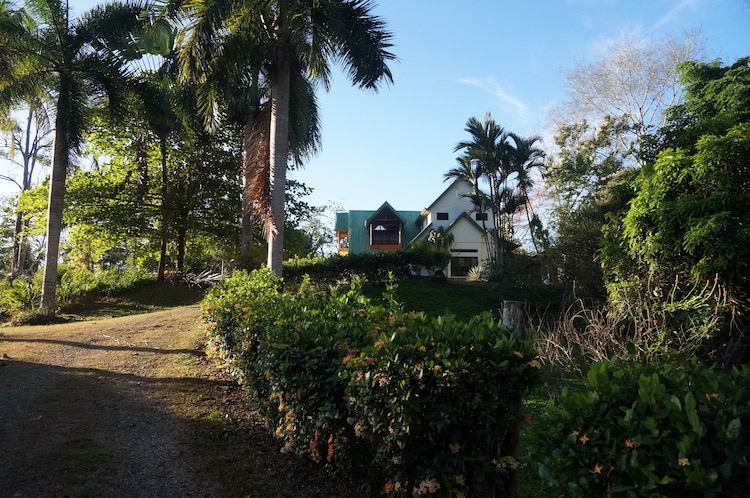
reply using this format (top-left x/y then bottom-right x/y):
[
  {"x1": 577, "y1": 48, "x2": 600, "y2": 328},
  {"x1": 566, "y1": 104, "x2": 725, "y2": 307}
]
[
  {"x1": 367, "y1": 203, "x2": 405, "y2": 249},
  {"x1": 436, "y1": 212, "x2": 449, "y2": 220}
]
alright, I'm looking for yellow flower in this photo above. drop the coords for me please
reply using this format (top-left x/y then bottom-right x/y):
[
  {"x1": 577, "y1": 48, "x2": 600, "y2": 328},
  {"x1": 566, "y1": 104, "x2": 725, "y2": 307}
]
[
  {"x1": 678, "y1": 458, "x2": 690, "y2": 467},
  {"x1": 579, "y1": 433, "x2": 590, "y2": 444},
  {"x1": 454, "y1": 474, "x2": 466, "y2": 486},
  {"x1": 589, "y1": 464, "x2": 603, "y2": 474},
  {"x1": 413, "y1": 477, "x2": 441, "y2": 495},
  {"x1": 492, "y1": 456, "x2": 518, "y2": 469},
  {"x1": 449, "y1": 442, "x2": 461, "y2": 454}
]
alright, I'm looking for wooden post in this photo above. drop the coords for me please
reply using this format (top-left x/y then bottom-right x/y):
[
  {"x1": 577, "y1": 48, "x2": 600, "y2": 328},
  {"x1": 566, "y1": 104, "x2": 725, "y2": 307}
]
[
  {"x1": 501, "y1": 299, "x2": 525, "y2": 498},
  {"x1": 502, "y1": 300, "x2": 525, "y2": 338}
]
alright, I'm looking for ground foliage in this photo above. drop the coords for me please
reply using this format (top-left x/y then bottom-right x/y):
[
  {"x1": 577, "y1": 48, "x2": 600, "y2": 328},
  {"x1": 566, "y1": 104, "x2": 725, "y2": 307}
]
[
  {"x1": 533, "y1": 357, "x2": 750, "y2": 497},
  {"x1": 201, "y1": 269, "x2": 539, "y2": 496}
]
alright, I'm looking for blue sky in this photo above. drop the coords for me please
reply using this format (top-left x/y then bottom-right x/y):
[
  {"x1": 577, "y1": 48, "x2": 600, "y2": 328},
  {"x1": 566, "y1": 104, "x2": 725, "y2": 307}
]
[
  {"x1": 8, "y1": 0, "x2": 750, "y2": 215},
  {"x1": 291, "y1": 0, "x2": 750, "y2": 213}
]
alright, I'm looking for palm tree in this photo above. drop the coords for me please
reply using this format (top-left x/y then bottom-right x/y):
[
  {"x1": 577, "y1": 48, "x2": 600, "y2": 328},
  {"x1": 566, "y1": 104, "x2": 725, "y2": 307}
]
[
  {"x1": 444, "y1": 154, "x2": 483, "y2": 193},
  {"x1": 178, "y1": 13, "x2": 322, "y2": 261},
  {"x1": 172, "y1": 0, "x2": 395, "y2": 275},
  {"x1": 454, "y1": 113, "x2": 514, "y2": 265},
  {"x1": 507, "y1": 133, "x2": 547, "y2": 252},
  {"x1": 0, "y1": 0, "x2": 150, "y2": 312}
]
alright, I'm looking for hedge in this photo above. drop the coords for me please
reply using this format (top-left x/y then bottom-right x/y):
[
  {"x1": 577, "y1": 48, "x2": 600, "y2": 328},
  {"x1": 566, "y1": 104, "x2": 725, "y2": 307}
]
[{"x1": 201, "y1": 269, "x2": 539, "y2": 496}]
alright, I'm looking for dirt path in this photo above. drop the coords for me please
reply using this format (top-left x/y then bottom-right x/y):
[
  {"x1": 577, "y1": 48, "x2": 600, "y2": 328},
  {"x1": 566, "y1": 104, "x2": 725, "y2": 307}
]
[{"x1": 0, "y1": 307, "x2": 358, "y2": 498}]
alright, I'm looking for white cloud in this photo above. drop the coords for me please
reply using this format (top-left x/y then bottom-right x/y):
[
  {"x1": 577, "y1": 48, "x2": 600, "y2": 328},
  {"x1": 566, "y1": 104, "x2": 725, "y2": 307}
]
[
  {"x1": 652, "y1": 0, "x2": 701, "y2": 30},
  {"x1": 458, "y1": 76, "x2": 529, "y2": 119}
]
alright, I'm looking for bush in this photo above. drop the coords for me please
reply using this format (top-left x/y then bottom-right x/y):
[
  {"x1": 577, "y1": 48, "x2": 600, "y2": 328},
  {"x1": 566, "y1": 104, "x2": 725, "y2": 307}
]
[
  {"x1": 282, "y1": 248, "x2": 449, "y2": 287},
  {"x1": 57, "y1": 268, "x2": 154, "y2": 301},
  {"x1": 0, "y1": 276, "x2": 41, "y2": 315},
  {"x1": 532, "y1": 357, "x2": 750, "y2": 497},
  {"x1": 345, "y1": 312, "x2": 539, "y2": 496},
  {"x1": 201, "y1": 269, "x2": 540, "y2": 496}
]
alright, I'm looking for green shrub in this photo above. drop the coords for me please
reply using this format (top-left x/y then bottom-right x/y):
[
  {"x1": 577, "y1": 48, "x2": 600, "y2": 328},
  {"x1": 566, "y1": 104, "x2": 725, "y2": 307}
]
[
  {"x1": 0, "y1": 276, "x2": 41, "y2": 315},
  {"x1": 345, "y1": 312, "x2": 539, "y2": 496},
  {"x1": 532, "y1": 358, "x2": 750, "y2": 497},
  {"x1": 57, "y1": 268, "x2": 153, "y2": 301},
  {"x1": 201, "y1": 269, "x2": 540, "y2": 496},
  {"x1": 282, "y1": 249, "x2": 449, "y2": 286}
]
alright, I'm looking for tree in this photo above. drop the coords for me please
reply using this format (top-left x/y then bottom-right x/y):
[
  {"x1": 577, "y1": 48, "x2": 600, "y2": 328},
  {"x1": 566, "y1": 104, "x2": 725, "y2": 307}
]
[
  {"x1": 607, "y1": 57, "x2": 750, "y2": 300},
  {"x1": 0, "y1": 96, "x2": 52, "y2": 275},
  {"x1": 174, "y1": 0, "x2": 395, "y2": 275},
  {"x1": 553, "y1": 31, "x2": 705, "y2": 165},
  {"x1": 63, "y1": 112, "x2": 242, "y2": 273},
  {"x1": 452, "y1": 113, "x2": 546, "y2": 271},
  {"x1": 0, "y1": 0, "x2": 150, "y2": 312},
  {"x1": 646, "y1": 56, "x2": 750, "y2": 159}
]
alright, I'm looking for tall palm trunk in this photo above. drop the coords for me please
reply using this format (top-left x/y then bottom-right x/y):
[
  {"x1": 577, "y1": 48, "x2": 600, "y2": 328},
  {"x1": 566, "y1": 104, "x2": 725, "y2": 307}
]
[
  {"x1": 241, "y1": 110, "x2": 258, "y2": 256},
  {"x1": 157, "y1": 138, "x2": 170, "y2": 280},
  {"x1": 40, "y1": 80, "x2": 71, "y2": 312},
  {"x1": 267, "y1": 43, "x2": 291, "y2": 276}
]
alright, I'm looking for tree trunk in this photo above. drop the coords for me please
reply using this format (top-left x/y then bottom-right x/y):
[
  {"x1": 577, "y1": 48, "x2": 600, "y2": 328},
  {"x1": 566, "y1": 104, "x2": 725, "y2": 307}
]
[
  {"x1": 501, "y1": 299, "x2": 525, "y2": 498},
  {"x1": 176, "y1": 227, "x2": 186, "y2": 271},
  {"x1": 267, "y1": 43, "x2": 291, "y2": 276},
  {"x1": 241, "y1": 112, "x2": 256, "y2": 257},
  {"x1": 157, "y1": 138, "x2": 169, "y2": 280},
  {"x1": 40, "y1": 86, "x2": 71, "y2": 313}
]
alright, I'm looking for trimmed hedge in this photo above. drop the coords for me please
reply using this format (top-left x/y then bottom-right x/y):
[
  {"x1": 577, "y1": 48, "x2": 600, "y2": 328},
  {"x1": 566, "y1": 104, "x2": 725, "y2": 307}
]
[
  {"x1": 283, "y1": 247, "x2": 451, "y2": 286},
  {"x1": 532, "y1": 358, "x2": 750, "y2": 497},
  {"x1": 201, "y1": 269, "x2": 539, "y2": 496}
]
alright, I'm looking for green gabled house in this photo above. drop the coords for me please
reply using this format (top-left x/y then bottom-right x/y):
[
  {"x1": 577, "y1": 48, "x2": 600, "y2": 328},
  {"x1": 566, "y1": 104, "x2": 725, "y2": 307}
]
[
  {"x1": 335, "y1": 202, "x2": 422, "y2": 254},
  {"x1": 335, "y1": 179, "x2": 496, "y2": 278}
]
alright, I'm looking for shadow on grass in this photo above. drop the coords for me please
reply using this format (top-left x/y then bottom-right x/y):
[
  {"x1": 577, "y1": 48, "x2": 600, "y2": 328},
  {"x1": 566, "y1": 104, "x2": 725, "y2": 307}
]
[
  {"x1": 59, "y1": 281, "x2": 207, "y2": 320},
  {"x1": 0, "y1": 356, "x2": 364, "y2": 497},
  {"x1": 0, "y1": 337, "x2": 203, "y2": 355}
]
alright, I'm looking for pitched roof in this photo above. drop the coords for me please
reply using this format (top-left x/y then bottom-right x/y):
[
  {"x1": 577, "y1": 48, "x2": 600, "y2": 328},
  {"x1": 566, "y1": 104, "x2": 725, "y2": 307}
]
[
  {"x1": 339, "y1": 205, "x2": 422, "y2": 253},
  {"x1": 425, "y1": 178, "x2": 473, "y2": 212}
]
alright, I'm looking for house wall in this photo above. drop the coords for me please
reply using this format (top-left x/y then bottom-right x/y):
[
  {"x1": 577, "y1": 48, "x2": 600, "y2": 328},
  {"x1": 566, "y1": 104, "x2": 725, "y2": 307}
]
[{"x1": 421, "y1": 180, "x2": 494, "y2": 232}]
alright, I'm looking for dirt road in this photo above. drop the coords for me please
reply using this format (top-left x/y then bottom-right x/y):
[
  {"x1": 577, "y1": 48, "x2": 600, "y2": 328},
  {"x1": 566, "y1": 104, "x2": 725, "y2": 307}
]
[{"x1": 0, "y1": 307, "x2": 355, "y2": 498}]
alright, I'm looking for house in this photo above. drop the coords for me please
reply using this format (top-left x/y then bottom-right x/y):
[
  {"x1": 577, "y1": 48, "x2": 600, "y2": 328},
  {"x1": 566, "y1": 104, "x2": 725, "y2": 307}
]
[{"x1": 335, "y1": 179, "x2": 495, "y2": 278}]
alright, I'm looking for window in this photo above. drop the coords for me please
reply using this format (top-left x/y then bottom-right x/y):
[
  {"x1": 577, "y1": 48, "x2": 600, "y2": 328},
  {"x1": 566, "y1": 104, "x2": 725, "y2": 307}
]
[
  {"x1": 436, "y1": 212, "x2": 449, "y2": 220},
  {"x1": 451, "y1": 257, "x2": 479, "y2": 277},
  {"x1": 371, "y1": 223, "x2": 400, "y2": 245},
  {"x1": 475, "y1": 212, "x2": 488, "y2": 221}
]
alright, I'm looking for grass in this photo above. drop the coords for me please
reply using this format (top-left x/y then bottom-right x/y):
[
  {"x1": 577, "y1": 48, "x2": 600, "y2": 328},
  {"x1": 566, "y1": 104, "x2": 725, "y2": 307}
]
[
  {"x1": 364, "y1": 278, "x2": 565, "y2": 322},
  {"x1": 57, "y1": 281, "x2": 206, "y2": 320}
]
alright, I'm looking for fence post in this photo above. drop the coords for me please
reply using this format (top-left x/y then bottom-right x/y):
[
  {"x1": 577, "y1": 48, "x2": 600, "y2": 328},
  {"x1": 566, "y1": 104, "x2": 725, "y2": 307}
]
[
  {"x1": 502, "y1": 300, "x2": 525, "y2": 338},
  {"x1": 501, "y1": 299, "x2": 526, "y2": 498}
]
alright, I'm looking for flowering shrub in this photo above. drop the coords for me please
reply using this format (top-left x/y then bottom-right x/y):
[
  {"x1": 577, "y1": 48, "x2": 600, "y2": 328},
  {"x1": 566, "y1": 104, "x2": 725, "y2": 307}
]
[
  {"x1": 345, "y1": 312, "x2": 538, "y2": 496},
  {"x1": 201, "y1": 269, "x2": 539, "y2": 496},
  {"x1": 533, "y1": 358, "x2": 750, "y2": 497}
]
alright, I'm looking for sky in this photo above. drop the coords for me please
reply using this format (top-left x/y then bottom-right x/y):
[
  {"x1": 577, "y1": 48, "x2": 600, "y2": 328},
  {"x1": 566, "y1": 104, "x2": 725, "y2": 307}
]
[{"x1": 4, "y1": 0, "x2": 750, "y2": 215}]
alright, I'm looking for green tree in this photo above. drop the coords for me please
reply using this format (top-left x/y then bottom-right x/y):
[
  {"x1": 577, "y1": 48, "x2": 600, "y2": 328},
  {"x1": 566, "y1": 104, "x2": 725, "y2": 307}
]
[
  {"x1": 602, "y1": 56, "x2": 750, "y2": 306},
  {"x1": 173, "y1": 0, "x2": 395, "y2": 275},
  {"x1": 0, "y1": 96, "x2": 52, "y2": 275},
  {"x1": 620, "y1": 123, "x2": 750, "y2": 296},
  {"x1": 64, "y1": 113, "x2": 242, "y2": 273},
  {"x1": 453, "y1": 114, "x2": 546, "y2": 271},
  {"x1": 0, "y1": 0, "x2": 150, "y2": 312}
]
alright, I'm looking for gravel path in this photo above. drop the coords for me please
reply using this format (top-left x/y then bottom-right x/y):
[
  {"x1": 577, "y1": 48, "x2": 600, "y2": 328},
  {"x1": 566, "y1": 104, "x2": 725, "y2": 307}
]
[{"x1": 0, "y1": 307, "x2": 221, "y2": 497}]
